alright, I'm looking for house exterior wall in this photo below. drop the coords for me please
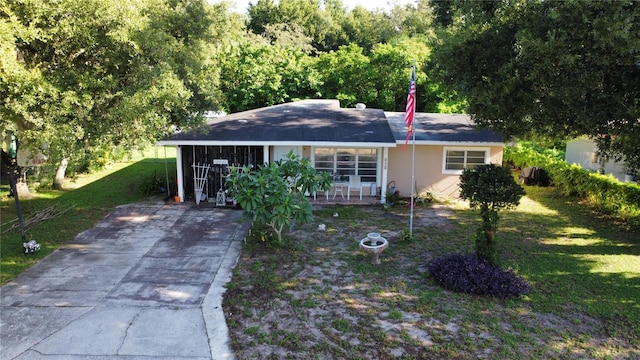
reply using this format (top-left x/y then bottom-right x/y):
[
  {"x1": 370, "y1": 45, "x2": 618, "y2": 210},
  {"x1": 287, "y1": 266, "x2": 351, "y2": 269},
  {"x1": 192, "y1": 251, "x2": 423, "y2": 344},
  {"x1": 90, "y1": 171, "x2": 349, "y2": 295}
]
[
  {"x1": 387, "y1": 145, "x2": 504, "y2": 198},
  {"x1": 273, "y1": 146, "x2": 302, "y2": 161},
  {"x1": 269, "y1": 146, "x2": 311, "y2": 163},
  {"x1": 565, "y1": 139, "x2": 629, "y2": 182},
  {"x1": 302, "y1": 146, "x2": 311, "y2": 159}
]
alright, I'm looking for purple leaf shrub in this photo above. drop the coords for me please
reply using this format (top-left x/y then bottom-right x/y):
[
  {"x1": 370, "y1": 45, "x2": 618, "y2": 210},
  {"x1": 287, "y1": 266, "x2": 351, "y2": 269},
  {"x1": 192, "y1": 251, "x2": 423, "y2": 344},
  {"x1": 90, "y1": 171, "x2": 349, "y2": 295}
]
[{"x1": 428, "y1": 253, "x2": 530, "y2": 299}]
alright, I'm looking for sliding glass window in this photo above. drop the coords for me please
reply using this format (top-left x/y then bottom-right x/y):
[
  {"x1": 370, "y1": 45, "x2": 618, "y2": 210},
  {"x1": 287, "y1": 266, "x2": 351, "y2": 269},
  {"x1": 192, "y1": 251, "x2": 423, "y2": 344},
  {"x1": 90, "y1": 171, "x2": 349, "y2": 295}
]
[
  {"x1": 442, "y1": 147, "x2": 489, "y2": 174},
  {"x1": 314, "y1": 148, "x2": 377, "y2": 182}
]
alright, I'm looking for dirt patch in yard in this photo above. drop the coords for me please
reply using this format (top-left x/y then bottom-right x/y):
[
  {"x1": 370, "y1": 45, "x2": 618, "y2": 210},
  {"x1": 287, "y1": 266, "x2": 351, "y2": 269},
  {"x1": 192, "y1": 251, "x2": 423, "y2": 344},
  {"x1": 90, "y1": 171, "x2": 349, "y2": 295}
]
[{"x1": 223, "y1": 203, "x2": 638, "y2": 359}]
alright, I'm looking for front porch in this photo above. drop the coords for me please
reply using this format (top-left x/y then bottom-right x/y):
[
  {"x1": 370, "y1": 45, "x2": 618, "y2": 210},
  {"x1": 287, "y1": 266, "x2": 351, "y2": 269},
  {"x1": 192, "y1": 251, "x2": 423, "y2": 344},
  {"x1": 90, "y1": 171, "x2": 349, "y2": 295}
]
[
  {"x1": 167, "y1": 144, "x2": 389, "y2": 206},
  {"x1": 169, "y1": 195, "x2": 381, "y2": 207},
  {"x1": 309, "y1": 193, "x2": 381, "y2": 206}
]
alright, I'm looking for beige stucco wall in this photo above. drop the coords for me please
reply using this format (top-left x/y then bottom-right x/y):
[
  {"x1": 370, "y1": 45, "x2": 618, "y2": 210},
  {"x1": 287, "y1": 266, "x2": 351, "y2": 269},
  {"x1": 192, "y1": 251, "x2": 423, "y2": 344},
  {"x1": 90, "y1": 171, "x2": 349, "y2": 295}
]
[{"x1": 387, "y1": 145, "x2": 504, "y2": 198}]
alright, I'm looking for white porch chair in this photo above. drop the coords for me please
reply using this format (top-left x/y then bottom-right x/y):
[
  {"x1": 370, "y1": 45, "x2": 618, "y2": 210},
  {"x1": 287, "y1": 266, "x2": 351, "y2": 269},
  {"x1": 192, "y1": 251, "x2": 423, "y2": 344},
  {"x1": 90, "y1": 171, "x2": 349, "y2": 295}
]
[
  {"x1": 348, "y1": 175, "x2": 363, "y2": 200},
  {"x1": 333, "y1": 183, "x2": 346, "y2": 199},
  {"x1": 313, "y1": 189, "x2": 329, "y2": 201}
]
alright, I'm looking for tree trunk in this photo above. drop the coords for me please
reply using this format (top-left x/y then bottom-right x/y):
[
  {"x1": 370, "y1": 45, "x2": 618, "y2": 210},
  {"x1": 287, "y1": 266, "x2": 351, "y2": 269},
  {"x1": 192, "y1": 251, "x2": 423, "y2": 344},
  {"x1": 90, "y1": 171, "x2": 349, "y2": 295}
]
[
  {"x1": 486, "y1": 230, "x2": 494, "y2": 242},
  {"x1": 53, "y1": 158, "x2": 68, "y2": 190}
]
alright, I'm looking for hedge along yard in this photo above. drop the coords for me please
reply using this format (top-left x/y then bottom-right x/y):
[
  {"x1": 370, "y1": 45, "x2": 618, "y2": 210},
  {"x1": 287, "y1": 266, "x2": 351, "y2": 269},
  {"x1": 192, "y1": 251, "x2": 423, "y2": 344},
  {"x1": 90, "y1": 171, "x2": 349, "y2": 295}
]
[
  {"x1": 223, "y1": 185, "x2": 640, "y2": 359},
  {"x1": 1, "y1": 148, "x2": 639, "y2": 358}
]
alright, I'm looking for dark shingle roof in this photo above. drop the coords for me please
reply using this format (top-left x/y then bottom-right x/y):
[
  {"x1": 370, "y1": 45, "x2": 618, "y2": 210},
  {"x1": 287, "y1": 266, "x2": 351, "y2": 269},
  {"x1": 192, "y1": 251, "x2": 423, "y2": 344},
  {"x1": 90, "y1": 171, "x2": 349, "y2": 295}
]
[
  {"x1": 162, "y1": 99, "x2": 396, "y2": 145},
  {"x1": 159, "y1": 100, "x2": 503, "y2": 146},
  {"x1": 385, "y1": 112, "x2": 503, "y2": 144}
]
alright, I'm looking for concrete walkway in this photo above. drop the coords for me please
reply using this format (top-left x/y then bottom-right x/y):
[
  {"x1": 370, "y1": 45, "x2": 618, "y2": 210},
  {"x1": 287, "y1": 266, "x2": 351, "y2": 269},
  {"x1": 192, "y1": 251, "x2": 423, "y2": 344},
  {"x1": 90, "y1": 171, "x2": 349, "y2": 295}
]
[{"x1": 1, "y1": 201, "x2": 250, "y2": 360}]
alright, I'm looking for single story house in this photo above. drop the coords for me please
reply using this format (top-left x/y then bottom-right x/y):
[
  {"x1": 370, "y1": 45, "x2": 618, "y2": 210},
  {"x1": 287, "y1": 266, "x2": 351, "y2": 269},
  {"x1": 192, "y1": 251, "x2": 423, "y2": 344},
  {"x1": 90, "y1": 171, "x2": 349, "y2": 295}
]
[
  {"x1": 565, "y1": 138, "x2": 633, "y2": 182},
  {"x1": 157, "y1": 99, "x2": 504, "y2": 203}
]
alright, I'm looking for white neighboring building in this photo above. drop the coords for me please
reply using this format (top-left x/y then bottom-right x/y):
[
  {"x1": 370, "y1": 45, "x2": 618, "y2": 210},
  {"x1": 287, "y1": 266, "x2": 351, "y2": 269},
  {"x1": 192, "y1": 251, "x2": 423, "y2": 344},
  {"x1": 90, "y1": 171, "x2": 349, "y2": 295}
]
[{"x1": 565, "y1": 138, "x2": 632, "y2": 182}]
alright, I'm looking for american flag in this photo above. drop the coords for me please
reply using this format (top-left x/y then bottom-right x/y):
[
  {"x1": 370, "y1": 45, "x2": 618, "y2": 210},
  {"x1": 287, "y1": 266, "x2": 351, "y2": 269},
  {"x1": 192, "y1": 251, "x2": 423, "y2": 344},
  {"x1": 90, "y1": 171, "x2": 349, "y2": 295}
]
[{"x1": 403, "y1": 64, "x2": 416, "y2": 151}]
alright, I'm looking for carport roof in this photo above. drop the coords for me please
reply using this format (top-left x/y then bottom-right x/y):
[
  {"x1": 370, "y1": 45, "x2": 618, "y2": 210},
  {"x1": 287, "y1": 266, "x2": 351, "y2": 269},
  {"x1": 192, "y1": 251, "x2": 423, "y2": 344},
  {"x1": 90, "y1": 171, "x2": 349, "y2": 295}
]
[
  {"x1": 158, "y1": 99, "x2": 397, "y2": 147},
  {"x1": 385, "y1": 112, "x2": 504, "y2": 145}
]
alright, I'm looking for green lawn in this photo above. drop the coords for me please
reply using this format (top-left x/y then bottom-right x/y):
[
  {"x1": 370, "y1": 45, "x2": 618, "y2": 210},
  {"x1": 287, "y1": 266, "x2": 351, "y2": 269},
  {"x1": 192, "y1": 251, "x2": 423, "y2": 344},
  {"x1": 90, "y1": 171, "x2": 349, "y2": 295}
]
[
  {"x1": 499, "y1": 187, "x2": 640, "y2": 338},
  {"x1": 0, "y1": 147, "x2": 176, "y2": 285}
]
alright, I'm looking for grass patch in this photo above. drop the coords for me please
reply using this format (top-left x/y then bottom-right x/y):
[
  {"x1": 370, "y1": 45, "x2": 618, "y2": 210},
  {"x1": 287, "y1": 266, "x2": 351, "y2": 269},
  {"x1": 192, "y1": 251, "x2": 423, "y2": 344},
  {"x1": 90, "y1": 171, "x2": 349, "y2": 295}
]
[
  {"x1": 332, "y1": 318, "x2": 351, "y2": 333},
  {"x1": 0, "y1": 148, "x2": 176, "y2": 285},
  {"x1": 388, "y1": 309, "x2": 403, "y2": 320},
  {"x1": 224, "y1": 186, "x2": 640, "y2": 359},
  {"x1": 499, "y1": 186, "x2": 640, "y2": 338}
]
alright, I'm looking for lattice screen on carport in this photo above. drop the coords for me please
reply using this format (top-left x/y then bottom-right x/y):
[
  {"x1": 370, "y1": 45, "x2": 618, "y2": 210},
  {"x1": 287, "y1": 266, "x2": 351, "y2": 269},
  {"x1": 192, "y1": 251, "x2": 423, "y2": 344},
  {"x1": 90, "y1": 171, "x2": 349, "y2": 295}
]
[{"x1": 191, "y1": 163, "x2": 210, "y2": 205}]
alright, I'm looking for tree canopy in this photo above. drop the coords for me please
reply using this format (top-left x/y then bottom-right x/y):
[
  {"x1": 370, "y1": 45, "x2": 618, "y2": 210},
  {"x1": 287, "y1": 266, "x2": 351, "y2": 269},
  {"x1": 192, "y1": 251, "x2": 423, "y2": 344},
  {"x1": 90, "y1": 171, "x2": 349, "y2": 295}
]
[
  {"x1": 1, "y1": 0, "x2": 230, "y2": 177},
  {"x1": 219, "y1": 38, "x2": 320, "y2": 112},
  {"x1": 1, "y1": 0, "x2": 462, "y2": 181},
  {"x1": 431, "y1": 0, "x2": 640, "y2": 174}
]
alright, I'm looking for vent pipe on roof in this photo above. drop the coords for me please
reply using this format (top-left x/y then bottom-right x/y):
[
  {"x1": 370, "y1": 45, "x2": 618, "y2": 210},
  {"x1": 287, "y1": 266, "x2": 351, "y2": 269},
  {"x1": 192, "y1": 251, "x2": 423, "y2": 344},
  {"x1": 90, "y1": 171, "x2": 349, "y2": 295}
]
[{"x1": 355, "y1": 103, "x2": 366, "y2": 109}]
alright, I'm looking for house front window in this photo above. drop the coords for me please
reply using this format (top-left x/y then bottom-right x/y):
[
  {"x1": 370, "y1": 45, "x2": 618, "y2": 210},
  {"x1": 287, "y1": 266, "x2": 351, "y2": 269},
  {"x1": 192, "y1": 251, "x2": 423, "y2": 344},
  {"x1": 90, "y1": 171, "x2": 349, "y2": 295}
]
[
  {"x1": 314, "y1": 147, "x2": 378, "y2": 183},
  {"x1": 442, "y1": 147, "x2": 489, "y2": 174}
]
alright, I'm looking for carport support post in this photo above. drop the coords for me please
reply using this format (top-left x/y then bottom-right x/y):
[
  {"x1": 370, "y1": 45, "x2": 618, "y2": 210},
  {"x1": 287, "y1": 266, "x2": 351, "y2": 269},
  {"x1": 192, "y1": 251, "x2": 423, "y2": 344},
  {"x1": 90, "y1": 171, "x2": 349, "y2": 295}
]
[
  {"x1": 381, "y1": 148, "x2": 389, "y2": 204},
  {"x1": 176, "y1": 146, "x2": 184, "y2": 202}
]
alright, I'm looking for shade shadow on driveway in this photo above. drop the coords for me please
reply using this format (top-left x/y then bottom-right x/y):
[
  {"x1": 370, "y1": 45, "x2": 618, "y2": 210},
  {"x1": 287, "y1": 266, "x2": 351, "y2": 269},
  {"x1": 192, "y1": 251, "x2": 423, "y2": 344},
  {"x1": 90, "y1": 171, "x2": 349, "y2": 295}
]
[{"x1": 1, "y1": 201, "x2": 250, "y2": 360}]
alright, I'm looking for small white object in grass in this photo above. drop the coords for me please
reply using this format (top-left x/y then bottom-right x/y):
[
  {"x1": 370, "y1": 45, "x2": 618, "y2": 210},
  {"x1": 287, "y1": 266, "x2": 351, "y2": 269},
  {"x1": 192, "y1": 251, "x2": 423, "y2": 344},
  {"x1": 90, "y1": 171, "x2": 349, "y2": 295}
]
[
  {"x1": 23, "y1": 240, "x2": 41, "y2": 254},
  {"x1": 318, "y1": 224, "x2": 326, "y2": 231},
  {"x1": 333, "y1": 213, "x2": 338, "y2": 217}
]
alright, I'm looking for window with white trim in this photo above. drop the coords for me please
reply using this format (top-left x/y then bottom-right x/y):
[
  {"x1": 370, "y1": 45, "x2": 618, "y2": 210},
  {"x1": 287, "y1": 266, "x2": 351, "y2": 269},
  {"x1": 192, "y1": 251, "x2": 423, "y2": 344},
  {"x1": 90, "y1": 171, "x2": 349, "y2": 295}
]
[
  {"x1": 442, "y1": 147, "x2": 490, "y2": 174},
  {"x1": 314, "y1": 147, "x2": 378, "y2": 182}
]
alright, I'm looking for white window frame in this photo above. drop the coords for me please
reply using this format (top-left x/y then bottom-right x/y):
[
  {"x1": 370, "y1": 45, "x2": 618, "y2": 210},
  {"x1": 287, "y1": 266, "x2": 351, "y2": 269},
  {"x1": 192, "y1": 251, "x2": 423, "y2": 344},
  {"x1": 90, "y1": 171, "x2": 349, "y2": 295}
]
[
  {"x1": 312, "y1": 147, "x2": 379, "y2": 183},
  {"x1": 442, "y1": 147, "x2": 491, "y2": 175}
]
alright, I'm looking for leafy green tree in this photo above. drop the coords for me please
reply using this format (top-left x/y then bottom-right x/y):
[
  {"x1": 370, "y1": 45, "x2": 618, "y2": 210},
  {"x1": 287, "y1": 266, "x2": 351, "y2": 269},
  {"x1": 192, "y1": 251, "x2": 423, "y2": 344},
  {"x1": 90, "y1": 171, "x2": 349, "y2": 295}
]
[
  {"x1": 388, "y1": 0, "x2": 436, "y2": 38},
  {"x1": 219, "y1": 39, "x2": 320, "y2": 112},
  {"x1": 430, "y1": 0, "x2": 500, "y2": 28},
  {"x1": 316, "y1": 0, "x2": 350, "y2": 52},
  {"x1": 369, "y1": 38, "x2": 451, "y2": 112},
  {"x1": 314, "y1": 43, "x2": 373, "y2": 108},
  {"x1": 247, "y1": 0, "x2": 280, "y2": 34},
  {"x1": 1, "y1": 0, "x2": 230, "y2": 187},
  {"x1": 341, "y1": 6, "x2": 397, "y2": 54},
  {"x1": 429, "y1": 0, "x2": 455, "y2": 28},
  {"x1": 368, "y1": 43, "x2": 412, "y2": 110},
  {"x1": 432, "y1": 0, "x2": 640, "y2": 174},
  {"x1": 277, "y1": 0, "x2": 327, "y2": 46},
  {"x1": 262, "y1": 22, "x2": 315, "y2": 52},
  {"x1": 248, "y1": 0, "x2": 335, "y2": 52},
  {"x1": 226, "y1": 151, "x2": 331, "y2": 246},
  {"x1": 313, "y1": 39, "x2": 460, "y2": 112},
  {"x1": 247, "y1": 0, "x2": 434, "y2": 53},
  {"x1": 459, "y1": 164, "x2": 525, "y2": 263}
]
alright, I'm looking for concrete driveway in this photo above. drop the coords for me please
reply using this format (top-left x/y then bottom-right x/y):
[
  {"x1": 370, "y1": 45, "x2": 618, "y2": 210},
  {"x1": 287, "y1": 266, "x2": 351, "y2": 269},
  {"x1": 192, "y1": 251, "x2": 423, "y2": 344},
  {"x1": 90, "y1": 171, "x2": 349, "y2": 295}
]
[{"x1": 0, "y1": 201, "x2": 250, "y2": 360}]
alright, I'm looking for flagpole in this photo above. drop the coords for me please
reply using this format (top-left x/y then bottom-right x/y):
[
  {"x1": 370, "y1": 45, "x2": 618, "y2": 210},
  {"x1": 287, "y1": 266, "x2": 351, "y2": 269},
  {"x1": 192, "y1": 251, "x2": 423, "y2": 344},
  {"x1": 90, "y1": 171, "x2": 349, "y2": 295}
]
[
  {"x1": 409, "y1": 59, "x2": 416, "y2": 236},
  {"x1": 403, "y1": 61, "x2": 417, "y2": 238},
  {"x1": 410, "y1": 118, "x2": 416, "y2": 237}
]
